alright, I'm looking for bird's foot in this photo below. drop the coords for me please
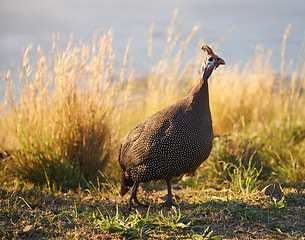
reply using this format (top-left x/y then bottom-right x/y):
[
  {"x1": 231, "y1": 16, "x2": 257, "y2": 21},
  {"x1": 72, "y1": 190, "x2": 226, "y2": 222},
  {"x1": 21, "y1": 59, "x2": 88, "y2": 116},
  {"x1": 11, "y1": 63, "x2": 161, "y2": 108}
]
[
  {"x1": 162, "y1": 198, "x2": 177, "y2": 209},
  {"x1": 128, "y1": 201, "x2": 148, "y2": 211},
  {"x1": 128, "y1": 201, "x2": 149, "y2": 211},
  {"x1": 133, "y1": 197, "x2": 149, "y2": 209}
]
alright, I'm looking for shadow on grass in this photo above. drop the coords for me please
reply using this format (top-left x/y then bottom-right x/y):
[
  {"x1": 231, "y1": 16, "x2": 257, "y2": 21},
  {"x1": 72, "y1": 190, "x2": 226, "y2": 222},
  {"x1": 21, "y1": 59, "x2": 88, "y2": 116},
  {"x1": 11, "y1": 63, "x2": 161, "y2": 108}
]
[
  {"x1": 1, "y1": 186, "x2": 305, "y2": 239},
  {"x1": 182, "y1": 190, "x2": 305, "y2": 238},
  {"x1": 123, "y1": 187, "x2": 305, "y2": 239}
]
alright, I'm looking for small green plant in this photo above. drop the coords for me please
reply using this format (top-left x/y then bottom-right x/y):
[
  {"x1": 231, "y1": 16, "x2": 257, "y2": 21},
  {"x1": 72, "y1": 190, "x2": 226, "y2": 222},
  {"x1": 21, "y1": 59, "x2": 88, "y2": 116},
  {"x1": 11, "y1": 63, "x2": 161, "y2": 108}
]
[
  {"x1": 158, "y1": 206, "x2": 191, "y2": 229},
  {"x1": 93, "y1": 205, "x2": 192, "y2": 238},
  {"x1": 267, "y1": 195, "x2": 286, "y2": 210},
  {"x1": 226, "y1": 153, "x2": 262, "y2": 196},
  {"x1": 85, "y1": 171, "x2": 121, "y2": 199},
  {"x1": 192, "y1": 226, "x2": 215, "y2": 239},
  {"x1": 93, "y1": 205, "x2": 156, "y2": 238},
  {"x1": 276, "y1": 151, "x2": 304, "y2": 183}
]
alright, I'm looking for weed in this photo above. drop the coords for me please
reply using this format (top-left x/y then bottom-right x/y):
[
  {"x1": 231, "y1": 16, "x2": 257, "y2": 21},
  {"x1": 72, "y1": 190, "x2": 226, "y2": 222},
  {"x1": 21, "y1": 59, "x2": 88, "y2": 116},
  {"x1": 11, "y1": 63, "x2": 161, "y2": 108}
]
[
  {"x1": 93, "y1": 205, "x2": 156, "y2": 238},
  {"x1": 267, "y1": 195, "x2": 286, "y2": 210},
  {"x1": 85, "y1": 171, "x2": 121, "y2": 199},
  {"x1": 192, "y1": 226, "x2": 214, "y2": 239},
  {"x1": 227, "y1": 154, "x2": 262, "y2": 196},
  {"x1": 158, "y1": 206, "x2": 191, "y2": 229},
  {"x1": 276, "y1": 151, "x2": 305, "y2": 184}
]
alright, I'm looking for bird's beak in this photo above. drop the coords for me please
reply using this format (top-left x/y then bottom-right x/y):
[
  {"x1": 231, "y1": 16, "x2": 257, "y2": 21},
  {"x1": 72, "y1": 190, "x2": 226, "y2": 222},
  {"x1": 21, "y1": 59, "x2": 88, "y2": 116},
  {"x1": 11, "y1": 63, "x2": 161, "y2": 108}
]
[
  {"x1": 214, "y1": 55, "x2": 226, "y2": 69},
  {"x1": 215, "y1": 55, "x2": 225, "y2": 65}
]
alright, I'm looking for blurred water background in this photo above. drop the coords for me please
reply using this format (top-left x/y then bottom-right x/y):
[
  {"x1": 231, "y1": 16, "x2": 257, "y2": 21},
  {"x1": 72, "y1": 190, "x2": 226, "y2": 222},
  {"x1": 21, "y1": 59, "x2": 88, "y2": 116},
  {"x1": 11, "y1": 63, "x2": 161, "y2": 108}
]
[{"x1": 1, "y1": 0, "x2": 305, "y2": 84}]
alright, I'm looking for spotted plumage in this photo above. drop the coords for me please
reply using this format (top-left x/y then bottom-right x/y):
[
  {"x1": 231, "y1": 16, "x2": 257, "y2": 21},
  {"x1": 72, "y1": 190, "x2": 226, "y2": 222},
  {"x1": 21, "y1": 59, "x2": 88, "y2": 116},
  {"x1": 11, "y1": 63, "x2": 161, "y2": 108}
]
[{"x1": 119, "y1": 45, "x2": 225, "y2": 210}]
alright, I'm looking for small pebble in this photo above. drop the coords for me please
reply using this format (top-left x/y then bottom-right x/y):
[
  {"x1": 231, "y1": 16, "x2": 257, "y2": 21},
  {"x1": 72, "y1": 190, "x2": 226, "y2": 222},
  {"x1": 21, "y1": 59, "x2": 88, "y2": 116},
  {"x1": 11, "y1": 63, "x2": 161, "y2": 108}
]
[
  {"x1": 171, "y1": 184, "x2": 182, "y2": 190},
  {"x1": 262, "y1": 183, "x2": 284, "y2": 202},
  {"x1": 23, "y1": 225, "x2": 35, "y2": 235}
]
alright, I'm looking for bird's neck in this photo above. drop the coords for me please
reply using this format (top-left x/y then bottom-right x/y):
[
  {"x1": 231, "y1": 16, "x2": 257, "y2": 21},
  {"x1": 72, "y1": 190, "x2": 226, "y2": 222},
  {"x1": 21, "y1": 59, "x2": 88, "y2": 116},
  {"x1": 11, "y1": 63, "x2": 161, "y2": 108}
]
[{"x1": 188, "y1": 76, "x2": 211, "y2": 119}]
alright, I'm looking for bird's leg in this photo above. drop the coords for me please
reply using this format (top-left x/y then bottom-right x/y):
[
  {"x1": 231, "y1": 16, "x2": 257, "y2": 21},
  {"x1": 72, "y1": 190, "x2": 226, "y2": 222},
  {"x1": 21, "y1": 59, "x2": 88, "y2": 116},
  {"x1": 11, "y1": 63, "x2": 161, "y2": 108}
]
[
  {"x1": 128, "y1": 181, "x2": 148, "y2": 211},
  {"x1": 164, "y1": 178, "x2": 176, "y2": 208}
]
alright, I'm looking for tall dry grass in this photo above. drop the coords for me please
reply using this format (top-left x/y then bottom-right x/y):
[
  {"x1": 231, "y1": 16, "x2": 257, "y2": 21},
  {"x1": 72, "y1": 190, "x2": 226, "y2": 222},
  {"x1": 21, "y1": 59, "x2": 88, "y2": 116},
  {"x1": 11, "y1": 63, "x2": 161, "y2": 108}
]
[{"x1": 1, "y1": 31, "x2": 133, "y2": 188}]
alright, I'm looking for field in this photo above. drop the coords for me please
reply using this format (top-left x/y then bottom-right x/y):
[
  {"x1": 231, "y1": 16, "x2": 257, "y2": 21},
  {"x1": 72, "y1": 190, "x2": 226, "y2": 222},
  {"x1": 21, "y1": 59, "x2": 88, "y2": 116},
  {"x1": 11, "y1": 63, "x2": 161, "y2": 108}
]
[{"x1": 1, "y1": 19, "x2": 305, "y2": 239}]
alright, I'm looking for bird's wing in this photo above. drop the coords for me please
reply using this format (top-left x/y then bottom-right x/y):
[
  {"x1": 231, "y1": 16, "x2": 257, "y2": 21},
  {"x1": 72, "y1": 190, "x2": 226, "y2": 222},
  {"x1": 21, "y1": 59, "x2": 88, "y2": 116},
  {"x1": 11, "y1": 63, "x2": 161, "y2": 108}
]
[{"x1": 119, "y1": 113, "x2": 172, "y2": 171}]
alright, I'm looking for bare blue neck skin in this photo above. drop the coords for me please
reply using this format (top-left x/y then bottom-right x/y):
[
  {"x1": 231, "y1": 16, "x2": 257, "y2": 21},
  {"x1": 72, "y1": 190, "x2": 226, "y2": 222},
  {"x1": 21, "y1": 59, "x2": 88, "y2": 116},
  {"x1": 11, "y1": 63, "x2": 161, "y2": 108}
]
[{"x1": 201, "y1": 67, "x2": 214, "y2": 81}]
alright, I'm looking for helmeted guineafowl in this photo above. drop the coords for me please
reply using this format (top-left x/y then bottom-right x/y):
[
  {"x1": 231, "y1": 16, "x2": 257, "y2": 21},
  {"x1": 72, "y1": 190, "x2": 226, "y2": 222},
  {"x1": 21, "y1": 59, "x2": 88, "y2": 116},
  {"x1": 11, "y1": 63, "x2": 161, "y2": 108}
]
[{"x1": 119, "y1": 45, "x2": 225, "y2": 210}]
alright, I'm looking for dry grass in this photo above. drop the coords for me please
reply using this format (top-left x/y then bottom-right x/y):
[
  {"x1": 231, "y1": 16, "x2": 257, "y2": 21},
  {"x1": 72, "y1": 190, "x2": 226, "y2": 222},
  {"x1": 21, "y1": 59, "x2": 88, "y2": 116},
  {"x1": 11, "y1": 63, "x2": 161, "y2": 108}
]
[
  {"x1": 1, "y1": 13, "x2": 305, "y2": 239},
  {"x1": 1, "y1": 31, "x2": 133, "y2": 188}
]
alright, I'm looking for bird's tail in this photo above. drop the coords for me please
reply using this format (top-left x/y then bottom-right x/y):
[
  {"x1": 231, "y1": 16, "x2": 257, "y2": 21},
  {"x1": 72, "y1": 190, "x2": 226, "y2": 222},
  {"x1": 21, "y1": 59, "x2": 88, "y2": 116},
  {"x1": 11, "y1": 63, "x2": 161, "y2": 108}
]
[{"x1": 120, "y1": 171, "x2": 133, "y2": 196}]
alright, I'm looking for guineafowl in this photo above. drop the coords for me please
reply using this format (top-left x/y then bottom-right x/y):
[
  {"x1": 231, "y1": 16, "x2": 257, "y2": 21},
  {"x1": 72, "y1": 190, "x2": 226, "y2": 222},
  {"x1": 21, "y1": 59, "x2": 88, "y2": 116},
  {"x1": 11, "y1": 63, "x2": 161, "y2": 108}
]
[{"x1": 119, "y1": 45, "x2": 225, "y2": 210}]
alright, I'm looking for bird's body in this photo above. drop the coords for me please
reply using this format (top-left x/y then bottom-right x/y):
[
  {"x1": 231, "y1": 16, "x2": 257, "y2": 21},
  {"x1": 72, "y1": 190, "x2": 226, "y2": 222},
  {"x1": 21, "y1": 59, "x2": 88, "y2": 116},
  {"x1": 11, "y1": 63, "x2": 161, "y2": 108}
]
[
  {"x1": 119, "y1": 81, "x2": 213, "y2": 186},
  {"x1": 119, "y1": 45, "x2": 225, "y2": 210}
]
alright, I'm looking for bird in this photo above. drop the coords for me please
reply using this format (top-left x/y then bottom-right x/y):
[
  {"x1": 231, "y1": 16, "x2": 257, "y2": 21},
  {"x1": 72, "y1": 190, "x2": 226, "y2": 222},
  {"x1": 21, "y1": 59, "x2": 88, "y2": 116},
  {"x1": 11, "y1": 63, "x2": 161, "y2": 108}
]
[{"x1": 118, "y1": 45, "x2": 225, "y2": 210}]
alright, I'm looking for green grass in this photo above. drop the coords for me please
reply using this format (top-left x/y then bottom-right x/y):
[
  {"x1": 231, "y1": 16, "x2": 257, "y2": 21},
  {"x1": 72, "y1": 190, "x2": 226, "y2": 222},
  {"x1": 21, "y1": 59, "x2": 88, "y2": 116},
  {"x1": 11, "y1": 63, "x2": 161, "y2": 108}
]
[
  {"x1": 0, "y1": 182, "x2": 305, "y2": 239},
  {"x1": 1, "y1": 12, "x2": 305, "y2": 239}
]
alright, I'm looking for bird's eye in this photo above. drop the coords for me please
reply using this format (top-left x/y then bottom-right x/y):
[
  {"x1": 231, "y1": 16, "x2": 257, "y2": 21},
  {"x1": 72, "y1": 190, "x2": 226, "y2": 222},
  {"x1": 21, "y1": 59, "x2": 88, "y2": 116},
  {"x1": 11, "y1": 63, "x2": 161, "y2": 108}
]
[{"x1": 208, "y1": 57, "x2": 214, "y2": 62}]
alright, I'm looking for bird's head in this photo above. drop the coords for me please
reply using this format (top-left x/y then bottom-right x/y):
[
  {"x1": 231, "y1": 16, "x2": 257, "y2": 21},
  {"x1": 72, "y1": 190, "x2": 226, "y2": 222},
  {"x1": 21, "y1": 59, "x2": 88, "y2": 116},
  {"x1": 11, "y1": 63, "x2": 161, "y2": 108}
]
[{"x1": 201, "y1": 45, "x2": 225, "y2": 79}]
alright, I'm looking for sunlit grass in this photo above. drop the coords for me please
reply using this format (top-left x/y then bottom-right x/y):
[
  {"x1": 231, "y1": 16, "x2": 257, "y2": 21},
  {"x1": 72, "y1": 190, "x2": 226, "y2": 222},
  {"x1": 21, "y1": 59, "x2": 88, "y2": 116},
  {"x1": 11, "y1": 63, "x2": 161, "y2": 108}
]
[
  {"x1": 0, "y1": 12, "x2": 305, "y2": 239},
  {"x1": 1, "y1": 31, "x2": 133, "y2": 189}
]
